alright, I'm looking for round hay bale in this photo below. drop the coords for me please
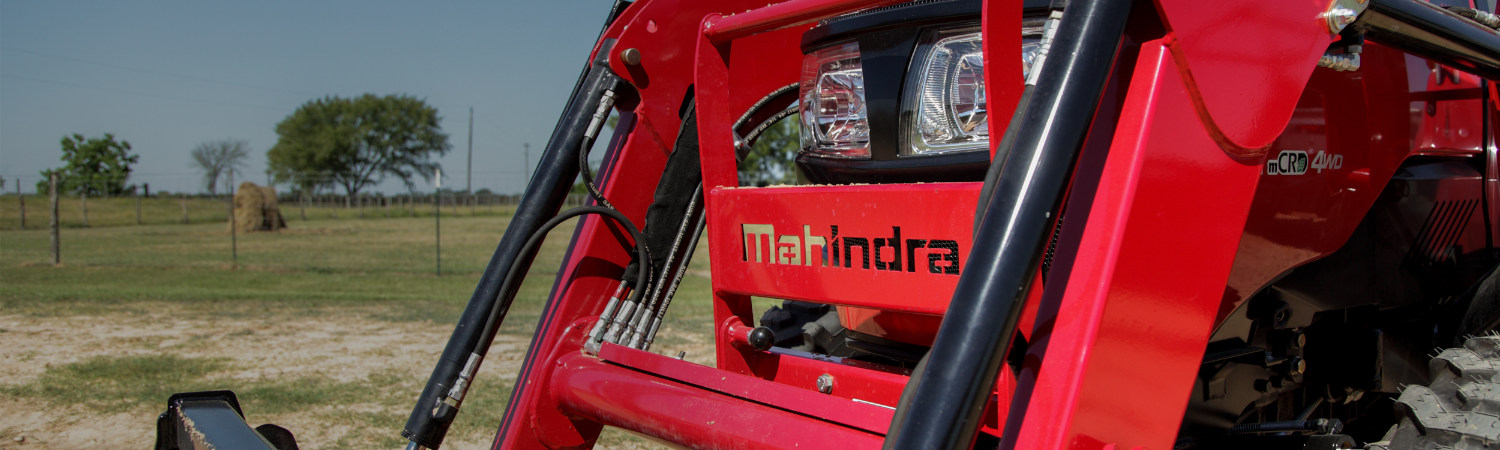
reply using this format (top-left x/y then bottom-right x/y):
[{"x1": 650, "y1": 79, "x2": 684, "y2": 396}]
[
  {"x1": 233, "y1": 182, "x2": 287, "y2": 232},
  {"x1": 257, "y1": 185, "x2": 287, "y2": 229}
]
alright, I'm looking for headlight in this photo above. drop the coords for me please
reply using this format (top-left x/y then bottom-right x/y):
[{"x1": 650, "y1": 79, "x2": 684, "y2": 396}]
[
  {"x1": 903, "y1": 22, "x2": 1045, "y2": 157},
  {"x1": 799, "y1": 41, "x2": 870, "y2": 159}
]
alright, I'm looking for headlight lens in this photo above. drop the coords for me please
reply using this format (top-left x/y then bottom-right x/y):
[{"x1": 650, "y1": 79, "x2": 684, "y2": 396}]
[
  {"x1": 799, "y1": 41, "x2": 870, "y2": 159},
  {"x1": 904, "y1": 23, "x2": 1044, "y2": 157}
]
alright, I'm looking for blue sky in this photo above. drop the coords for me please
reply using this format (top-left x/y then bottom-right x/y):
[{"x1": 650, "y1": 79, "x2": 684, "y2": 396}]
[{"x1": 1, "y1": 1, "x2": 614, "y2": 195}]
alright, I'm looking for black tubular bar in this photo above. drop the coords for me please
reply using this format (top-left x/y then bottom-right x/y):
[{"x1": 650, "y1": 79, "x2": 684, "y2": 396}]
[
  {"x1": 1361, "y1": 0, "x2": 1500, "y2": 79},
  {"x1": 401, "y1": 46, "x2": 623, "y2": 450},
  {"x1": 884, "y1": 0, "x2": 1131, "y2": 448}
]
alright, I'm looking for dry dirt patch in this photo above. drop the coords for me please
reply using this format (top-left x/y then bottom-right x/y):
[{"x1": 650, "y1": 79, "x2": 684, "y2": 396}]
[{"x1": 0, "y1": 306, "x2": 713, "y2": 449}]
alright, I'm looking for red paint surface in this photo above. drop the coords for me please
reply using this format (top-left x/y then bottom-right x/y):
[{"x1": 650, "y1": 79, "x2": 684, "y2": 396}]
[
  {"x1": 1221, "y1": 44, "x2": 1489, "y2": 321},
  {"x1": 1008, "y1": 39, "x2": 1264, "y2": 449},
  {"x1": 1154, "y1": 0, "x2": 1335, "y2": 154},
  {"x1": 553, "y1": 352, "x2": 887, "y2": 449}
]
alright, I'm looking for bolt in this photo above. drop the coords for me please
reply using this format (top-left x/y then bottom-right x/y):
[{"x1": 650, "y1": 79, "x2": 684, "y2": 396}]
[
  {"x1": 816, "y1": 374, "x2": 834, "y2": 394},
  {"x1": 1294, "y1": 332, "x2": 1307, "y2": 349},
  {"x1": 620, "y1": 48, "x2": 642, "y2": 66},
  {"x1": 1290, "y1": 356, "x2": 1306, "y2": 376}
]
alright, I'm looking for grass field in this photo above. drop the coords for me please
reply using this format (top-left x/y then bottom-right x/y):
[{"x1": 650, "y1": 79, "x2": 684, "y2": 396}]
[{"x1": 0, "y1": 198, "x2": 716, "y2": 449}]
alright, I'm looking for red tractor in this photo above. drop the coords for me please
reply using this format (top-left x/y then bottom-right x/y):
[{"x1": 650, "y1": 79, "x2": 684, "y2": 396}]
[{"x1": 155, "y1": 0, "x2": 1500, "y2": 448}]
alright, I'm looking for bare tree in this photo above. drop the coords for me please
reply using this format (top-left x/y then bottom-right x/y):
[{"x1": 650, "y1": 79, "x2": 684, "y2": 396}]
[{"x1": 191, "y1": 139, "x2": 250, "y2": 195}]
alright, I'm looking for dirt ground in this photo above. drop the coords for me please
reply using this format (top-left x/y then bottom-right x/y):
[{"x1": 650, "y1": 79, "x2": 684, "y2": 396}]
[{"x1": 0, "y1": 308, "x2": 712, "y2": 449}]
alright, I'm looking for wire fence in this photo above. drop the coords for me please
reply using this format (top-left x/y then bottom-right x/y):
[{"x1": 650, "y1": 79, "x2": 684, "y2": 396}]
[
  {"x1": 0, "y1": 191, "x2": 587, "y2": 230},
  {"x1": 0, "y1": 185, "x2": 588, "y2": 276}
]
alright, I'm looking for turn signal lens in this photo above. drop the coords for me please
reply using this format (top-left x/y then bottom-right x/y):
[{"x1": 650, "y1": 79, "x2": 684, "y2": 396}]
[
  {"x1": 904, "y1": 23, "x2": 1044, "y2": 157},
  {"x1": 799, "y1": 41, "x2": 870, "y2": 159}
]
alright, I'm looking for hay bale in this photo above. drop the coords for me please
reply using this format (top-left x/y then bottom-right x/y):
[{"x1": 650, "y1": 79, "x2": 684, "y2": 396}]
[{"x1": 233, "y1": 182, "x2": 287, "y2": 232}]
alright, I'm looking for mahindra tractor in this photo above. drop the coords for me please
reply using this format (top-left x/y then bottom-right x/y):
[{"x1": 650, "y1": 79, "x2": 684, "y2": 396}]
[{"x1": 153, "y1": 0, "x2": 1500, "y2": 448}]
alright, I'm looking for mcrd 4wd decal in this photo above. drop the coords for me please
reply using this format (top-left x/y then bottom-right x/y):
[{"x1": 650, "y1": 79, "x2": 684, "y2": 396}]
[{"x1": 1266, "y1": 150, "x2": 1342, "y2": 175}]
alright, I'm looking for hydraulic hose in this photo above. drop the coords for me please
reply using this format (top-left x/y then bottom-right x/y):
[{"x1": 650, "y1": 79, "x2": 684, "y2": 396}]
[{"x1": 401, "y1": 36, "x2": 626, "y2": 450}]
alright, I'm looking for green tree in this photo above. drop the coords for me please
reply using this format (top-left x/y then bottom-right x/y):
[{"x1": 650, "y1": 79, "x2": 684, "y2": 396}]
[
  {"x1": 267, "y1": 94, "x2": 451, "y2": 198},
  {"x1": 739, "y1": 114, "x2": 801, "y2": 187},
  {"x1": 36, "y1": 133, "x2": 139, "y2": 196},
  {"x1": 190, "y1": 139, "x2": 250, "y2": 195}
]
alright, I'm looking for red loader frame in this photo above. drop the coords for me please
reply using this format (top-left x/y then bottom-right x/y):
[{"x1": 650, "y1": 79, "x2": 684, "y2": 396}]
[{"x1": 396, "y1": 0, "x2": 1500, "y2": 448}]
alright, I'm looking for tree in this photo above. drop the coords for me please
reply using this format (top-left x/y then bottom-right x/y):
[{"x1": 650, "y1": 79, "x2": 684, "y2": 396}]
[
  {"x1": 36, "y1": 133, "x2": 139, "y2": 196},
  {"x1": 190, "y1": 139, "x2": 250, "y2": 195},
  {"x1": 739, "y1": 114, "x2": 802, "y2": 187},
  {"x1": 267, "y1": 94, "x2": 451, "y2": 200}
]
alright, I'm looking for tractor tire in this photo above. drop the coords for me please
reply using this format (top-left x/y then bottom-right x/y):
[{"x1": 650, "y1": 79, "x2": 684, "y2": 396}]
[{"x1": 1373, "y1": 335, "x2": 1500, "y2": 449}]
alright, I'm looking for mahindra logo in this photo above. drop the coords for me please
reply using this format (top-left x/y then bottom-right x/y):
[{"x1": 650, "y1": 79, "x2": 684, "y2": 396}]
[{"x1": 741, "y1": 224, "x2": 961, "y2": 275}]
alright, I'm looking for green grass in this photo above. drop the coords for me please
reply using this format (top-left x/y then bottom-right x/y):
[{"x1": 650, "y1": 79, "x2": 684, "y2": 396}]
[
  {"x1": 3, "y1": 354, "x2": 230, "y2": 411},
  {"x1": 0, "y1": 207, "x2": 716, "y2": 449}
]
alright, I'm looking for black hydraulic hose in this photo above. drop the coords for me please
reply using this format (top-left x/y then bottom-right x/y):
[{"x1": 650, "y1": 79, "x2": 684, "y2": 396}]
[
  {"x1": 429, "y1": 207, "x2": 647, "y2": 430},
  {"x1": 402, "y1": 43, "x2": 623, "y2": 449},
  {"x1": 884, "y1": 0, "x2": 1130, "y2": 448},
  {"x1": 1360, "y1": 0, "x2": 1500, "y2": 78},
  {"x1": 734, "y1": 83, "x2": 798, "y2": 131},
  {"x1": 626, "y1": 185, "x2": 702, "y2": 347},
  {"x1": 487, "y1": 206, "x2": 647, "y2": 355},
  {"x1": 1446, "y1": 6, "x2": 1500, "y2": 30},
  {"x1": 579, "y1": 89, "x2": 620, "y2": 210},
  {"x1": 643, "y1": 211, "x2": 708, "y2": 347}
]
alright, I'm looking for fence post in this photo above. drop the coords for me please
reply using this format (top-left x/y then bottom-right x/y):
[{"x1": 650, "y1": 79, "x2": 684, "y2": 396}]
[
  {"x1": 136, "y1": 187, "x2": 143, "y2": 225},
  {"x1": 17, "y1": 178, "x2": 25, "y2": 229},
  {"x1": 49, "y1": 174, "x2": 59, "y2": 265},
  {"x1": 300, "y1": 193, "x2": 307, "y2": 220},
  {"x1": 81, "y1": 189, "x2": 89, "y2": 228},
  {"x1": 435, "y1": 190, "x2": 441, "y2": 276},
  {"x1": 228, "y1": 173, "x2": 237, "y2": 267}
]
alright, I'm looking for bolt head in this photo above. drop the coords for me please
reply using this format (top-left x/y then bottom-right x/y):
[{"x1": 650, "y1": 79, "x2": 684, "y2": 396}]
[
  {"x1": 816, "y1": 374, "x2": 834, "y2": 394},
  {"x1": 620, "y1": 48, "x2": 642, "y2": 66}
]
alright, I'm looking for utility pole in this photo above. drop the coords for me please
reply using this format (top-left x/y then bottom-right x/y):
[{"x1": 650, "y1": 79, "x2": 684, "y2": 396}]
[
  {"x1": 524, "y1": 142, "x2": 530, "y2": 188},
  {"x1": 228, "y1": 172, "x2": 238, "y2": 268},
  {"x1": 49, "y1": 173, "x2": 59, "y2": 265},
  {"x1": 466, "y1": 106, "x2": 474, "y2": 195},
  {"x1": 434, "y1": 167, "x2": 442, "y2": 276},
  {"x1": 17, "y1": 178, "x2": 25, "y2": 229}
]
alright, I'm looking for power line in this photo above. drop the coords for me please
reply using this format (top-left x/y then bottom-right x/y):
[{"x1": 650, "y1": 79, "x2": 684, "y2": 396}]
[{"x1": 1, "y1": 46, "x2": 318, "y2": 98}]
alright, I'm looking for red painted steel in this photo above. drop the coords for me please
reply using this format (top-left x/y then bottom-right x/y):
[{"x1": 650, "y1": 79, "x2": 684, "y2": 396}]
[
  {"x1": 1153, "y1": 0, "x2": 1337, "y2": 154},
  {"x1": 552, "y1": 352, "x2": 887, "y2": 449},
  {"x1": 982, "y1": 0, "x2": 1023, "y2": 159},
  {"x1": 492, "y1": 0, "x2": 1500, "y2": 447},
  {"x1": 1221, "y1": 44, "x2": 1490, "y2": 319},
  {"x1": 1008, "y1": 37, "x2": 1268, "y2": 449},
  {"x1": 597, "y1": 343, "x2": 897, "y2": 433},
  {"x1": 705, "y1": 0, "x2": 909, "y2": 42}
]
